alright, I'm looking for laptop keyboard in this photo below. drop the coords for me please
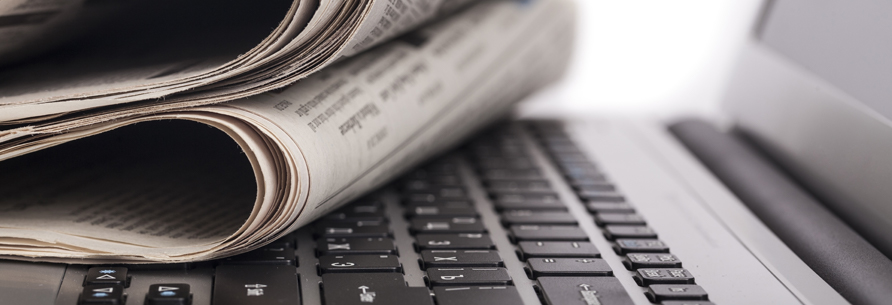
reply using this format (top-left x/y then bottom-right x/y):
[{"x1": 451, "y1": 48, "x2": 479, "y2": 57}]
[{"x1": 61, "y1": 121, "x2": 714, "y2": 305}]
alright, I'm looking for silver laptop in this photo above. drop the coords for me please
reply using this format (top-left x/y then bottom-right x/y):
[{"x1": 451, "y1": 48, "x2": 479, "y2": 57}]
[{"x1": 2, "y1": 0, "x2": 891, "y2": 304}]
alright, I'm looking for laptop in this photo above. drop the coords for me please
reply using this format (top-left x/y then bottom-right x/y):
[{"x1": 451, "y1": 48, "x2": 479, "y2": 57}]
[{"x1": 3, "y1": 0, "x2": 892, "y2": 304}]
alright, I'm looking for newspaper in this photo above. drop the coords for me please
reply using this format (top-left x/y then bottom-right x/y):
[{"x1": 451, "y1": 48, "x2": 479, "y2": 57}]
[
  {"x1": 0, "y1": 0, "x2": 575, "y2": 263},
  {"x1": 0, "y1": 0, "x2": 478, "y2": 123}
]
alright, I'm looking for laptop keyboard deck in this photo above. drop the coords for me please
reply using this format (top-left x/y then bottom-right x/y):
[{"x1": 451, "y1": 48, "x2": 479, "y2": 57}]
[{"x1": 57, "y1": 121, "x2": 714, "y2": 305}]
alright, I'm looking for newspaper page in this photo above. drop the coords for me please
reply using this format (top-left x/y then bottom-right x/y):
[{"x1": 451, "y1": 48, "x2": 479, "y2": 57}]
[
  {"x1": 196, "y1": 0, "x2": 575, "y2": 255},
  {"x1": 0, "y1": 0, "x2": 484, "y2": 123},
  {"x1": 0, "y1": 0, "x2": 575, "y2": 263}
]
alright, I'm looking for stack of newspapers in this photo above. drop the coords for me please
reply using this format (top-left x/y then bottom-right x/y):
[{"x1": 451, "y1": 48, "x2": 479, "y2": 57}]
[{"x1": 0, "y1": 0, "x2": 575, "y2": 263}]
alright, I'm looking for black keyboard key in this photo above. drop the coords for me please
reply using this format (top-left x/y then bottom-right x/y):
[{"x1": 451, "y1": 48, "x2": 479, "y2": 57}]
[
  {"x1": 501, "y1": 210, "x2": 577, "y2": 225},
  {"x1": 316, "y1": 237, "x2": 397, "y2": 256},
  {"x1": 536, "y1": 277, "x2": 634, "y2": 305},
  {"x1": 220, "y1": 244, "x2": 296, "y2": 265},
  {"x1": 405, "y1": 186, "x2": 466, "y2": 198},
  {"x1": 314, "y1": 221, "x2": 391, "y2": 238},
  {"x1": 614, "y1": 239, "x2": 670, "y2": 254},
  {"x1": 579, "y1": 190, "x2": 625, "y2": 202},
  {"x1": 433, "y1": 286, "x2": 523, "y2": 305},
  {"x1": 415, "y1": 233, "x2": 495, "y2": 250},
  {"x1": 624, "y1": 253, "x2": 682, "y2": 269},
  {"x1": 495, "y1": 193, "x2": 561, "y2": 204},
  {"x1": 426, "y1": 267, "x2": 512, "y2": 286},
  {"x1": 493, "y1": 199, "x2": 567, "y2": 211},
  {"x1": 79, "y1": 285, "x2": 126, "y2": 305},
  {"x1": 420, "y1": 250, "x2": 502, "y2": 268},
  {"x1": 635, "y1": 269, "x2": 696, "y2": 286},
  {"x1": 474, "y1": 158, "x2": 537, "y2": 170},
  {"x1": 406, "y1": 200, "x2": 473, "y2": 208},
  {"x1": 603, "y1": 225, "x2": 657, "y2": 240},
  {"x1": 586, "y1": 202, "x2": 635, "y2": 214},
  {"x1": 321, "y1": 273, "x2": 434, "y2": 305},
  {"x1": 646, "y1": 284, "x2": 709, "y2": 302},
  {"x1": 410, "y1": 217, "x2": 486, "y2": 234},
  {"x1": 595, "y1": 213, "x2": 646, "y2": 226},
  {"x1": 405, "y1": 188, "x2": 467, "y2": 202},
  {"x1": 568, "y1": 176, "x2": 610, "y2": 188},
  {"x1": 404, "y1": 177, "x2": 462, "y2": 189},
  {"x1": 212, "y1": 265, "x2": 299, "y2": 305},
  {"x1": 322, "y1": 203, "x2": 386, "y2": 222},
  {"x1": 145, "y1": 284, "x2": 191, "y2": 305},
  {"x1": 551, "y1": 152, "x2": 591, "y2": 163},
  {"x1": 482, "y1": 169, "x2": 543, "y2": 181},
  {"x1": 485, "y1": 181, "x2": 553, "y2": 194},
  {"x1": 84, "y1": 267, "x2": 129, "y2": 287},
  {"x1": 318, "y1": 255, "x2": 401, "y2": 274},
  {"x1": 407, "y1": 205, "x2": 478, "y2": 218},
  {"x1": 573, "y1": 182, "x2": 616, "y2": 192},
  {"x1": 526, "y1": 258, "x2": 612, "y2": 278},
  {"x1": 518, "y1": 241, "x2": 599, "y2": 259},
  {"x1": 510, "y1": 225, "x2": 588, "y2": 242}
]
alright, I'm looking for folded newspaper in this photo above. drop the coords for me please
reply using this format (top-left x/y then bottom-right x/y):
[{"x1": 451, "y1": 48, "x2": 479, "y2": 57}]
[{"x1": 0, "y1": 0, "x2": 575, "y2": 263}]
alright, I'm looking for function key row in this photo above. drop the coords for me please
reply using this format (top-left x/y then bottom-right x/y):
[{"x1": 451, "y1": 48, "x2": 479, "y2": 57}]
[{"x1": 527, "y1": 121, "x2": 713, "y2": 304}]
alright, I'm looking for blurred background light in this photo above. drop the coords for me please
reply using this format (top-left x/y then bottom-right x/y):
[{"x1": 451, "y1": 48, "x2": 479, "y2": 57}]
[{"x1": 520, "y1": 0, "x2": 763, "y2": 118}]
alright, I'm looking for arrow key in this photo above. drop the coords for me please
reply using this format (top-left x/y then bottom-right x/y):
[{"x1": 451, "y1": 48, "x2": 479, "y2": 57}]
[
  {"x1": 146, "y1": 284, "x2": 191, "y2": 305},
  {"x1": 85, "y1": 267, "x2": 129, "y2": 287},
  {"x1": 536, "y1": 277, "x2": 633, "y2": 305},
  {"x1": 78, "y1": 284, "x2": 126, "y2": 305}
]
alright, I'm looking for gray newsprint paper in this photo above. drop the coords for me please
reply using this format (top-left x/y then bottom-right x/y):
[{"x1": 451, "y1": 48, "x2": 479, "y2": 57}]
[
  {"x1": 0, "y1": 0, "x2": 575, "y2": 263},
  {"x1": 0, "y1": 0, "x2": 479, "y2": 123}
]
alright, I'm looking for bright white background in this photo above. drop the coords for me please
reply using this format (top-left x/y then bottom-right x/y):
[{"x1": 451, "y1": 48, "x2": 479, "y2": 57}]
[{"x1": 520, "y1": 0, "x2": 763, "y2": 119}]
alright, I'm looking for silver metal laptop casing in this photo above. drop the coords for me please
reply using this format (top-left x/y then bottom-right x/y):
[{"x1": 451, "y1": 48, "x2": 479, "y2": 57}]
[
  {"x1": 723, "y1": 4, "x2": 892, "y2": 257},
  {"x1": 528, "y1": 116, "x2": 850, "y2": 304}
]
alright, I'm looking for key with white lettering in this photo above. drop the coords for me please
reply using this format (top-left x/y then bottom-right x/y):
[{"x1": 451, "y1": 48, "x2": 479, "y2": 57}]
[
  {"x1": 410, "y1": 217, "x2": 486, "y2": 234},
  {"x1": 313, "y1": 220, "x2": 391, "y2": 238},
  {"x1": 84, "y1": 267, "x2": 129, "y2": 287},
  {"x1": 212, "y1": 265, "x2": 299, "y2": 305},
  {"x1": 316, "y1": 237, "x2": 397, "y2": 256},
  {"x1": 646, "y1": 284, "x2": 709, "y2": 302},
  {"x1": 536, "y1": 277, "x2": 634, "y2": 305},
  {"x1": 407, "y1": 205, "x2": 479, "y2": 218},
  {"x1": 220, "y1": 244, "x2": 296, "y2": 265},
  {"x1": 321, "y1": 273, "x2": 433, "y2": 305},
  {"x1": 635, "y1": 268, "x2": 696, "y2": 286},
  {"x1": 420, "y1": 250, "x2": 502, "y2": 269},
  {"x1": 426, "y1": 268, "x2": 512, "y2": 286},
  {"x1": 78, "y1": 285, "x2": 126, "y2": 305},
  {"x1": 509, "y1": 225, "x2": 588, "y2": 242},
  {"x1": 318, "y1": 255, "x2": 401, "y2": 274},
  {"x1": 415, "y1": 233, "x2": 495, "y2": 250},
  {"x1": 322, "y1": 202, "x2": 386, "y2": 222},
  {"x1": 623, "y1": 253, "x2": 682, "y2": 269},
  {"x1": 526, "y1": 258, "x2": 612, "y2": 278},
  {"x1": 518, "y1": 241, "x2": 600, "y2": 260},
  {"x1": 433, "y1": 286, "x2": 523, "y2": 305},
  {"x1": 614, "y1": 239, "x2": 670, "y2": 254},
  {"x1": 500, "y1": 210, "x2": 577, "y2": 226},
  {"x1": 145, "y1": 284, "x2": 191, "y2": 305}
]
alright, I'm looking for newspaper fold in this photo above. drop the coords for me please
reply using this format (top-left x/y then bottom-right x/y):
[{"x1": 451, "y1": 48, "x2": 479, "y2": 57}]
[{"x1": 0, "y1": 0, "x2": 575, "y2": 263}]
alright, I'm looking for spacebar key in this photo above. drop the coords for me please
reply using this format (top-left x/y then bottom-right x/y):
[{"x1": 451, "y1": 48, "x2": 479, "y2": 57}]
[{"x1": 213, "y1": 265, "x2": 299, "y2": 305}]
